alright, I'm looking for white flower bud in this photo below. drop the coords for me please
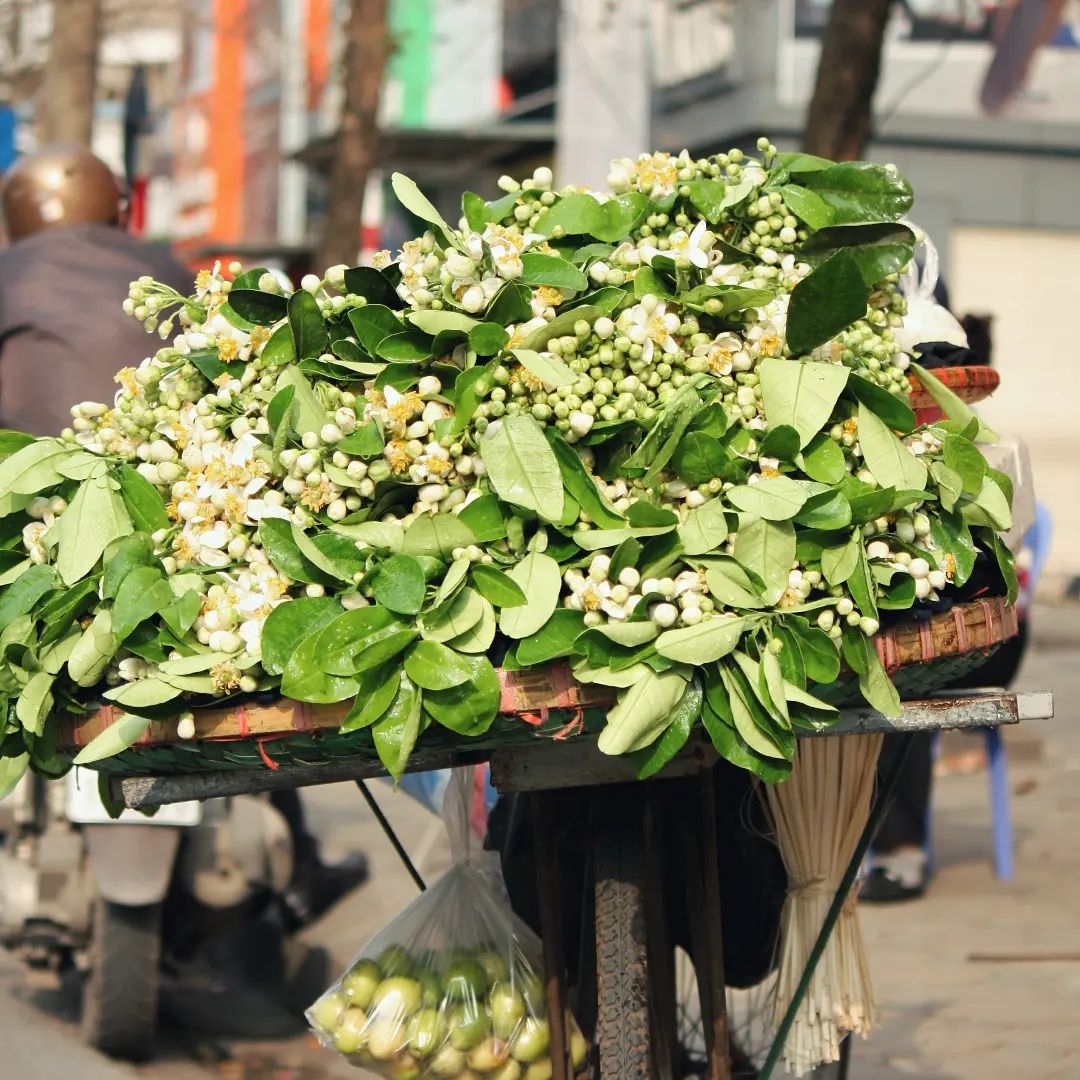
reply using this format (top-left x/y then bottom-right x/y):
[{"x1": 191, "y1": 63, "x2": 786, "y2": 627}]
[
  {"x1": 836, "y1": 597, "x2": 854, "y2": 616},
  {"x1": 209, "y1": 630, "x2": 241, "y2": 653},
  {"x1": 320, "y1": 423, "x2": 343, "y2": 444},
  {"x1": 928, "y1": 569, "x2": 947, "y2": 590},
  {"x1": 651, "y1": 602, "x2": 679, "y2": 628},
  {"x1": 301, "y1": 274, "x2": 322, "y2": 294},
  {"x1": 305, "y1": 583, "x2": 326, "y2": 598},
  {"x1": 680, "y1": 606, "x2": 703, "y2": 626},
  {"x1": 417, "y1": 375, "x2": 442, "y2": 397},
  {"x1": 418, "y1": 483, "x2": 447, "y2": 504},
  {"x1": 817, "y1": 609, "x2": 835, "y2": 631},
  {"x1": 914, "y1": 577, "x2": 932, "y2": 599},
  {"x1": 227, "y1": 535, "x2": 248, "y2": 559},
  {"x1": 685, "y1": 490, "x2": 706, "y2": 508},
  {"x1": 341, "y1": 591, "x2": 368, "y2": 610},
  {"x1": 910, "y1": 557, "x2": 930, "y2": 580},
  {"x1": 618, "y1": 567, "x2": 640, "y2": 590},
  {"x1": 859, "y1": 616, "x2": 880, "y2": 637},
  {"x1": 459, "y1": 284, "x2": 486, "y2": 313},
  {"x1": 326, "y1": 499, "x2": 348, "y2": 521},
  {"x1": 177, "y1": 714, "x2": 196, "y2": 740},
  {"x1": 568, "y1": 411, "x2": 594, "y2": 438},
  {"x1": 866, "y1": 540, "x2": 891, "y2": 561},
  {"x1": 444, "y1": 251, "x2": 476, "y2": 278}
]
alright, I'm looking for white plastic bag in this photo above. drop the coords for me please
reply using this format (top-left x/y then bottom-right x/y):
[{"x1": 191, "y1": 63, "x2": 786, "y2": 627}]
[
  {"x1": 894, "y1": 224, "x2": 968, "y2": 353},
  {"x1": 307, "y1": 768, "x2": 587, "y2": 1078}
]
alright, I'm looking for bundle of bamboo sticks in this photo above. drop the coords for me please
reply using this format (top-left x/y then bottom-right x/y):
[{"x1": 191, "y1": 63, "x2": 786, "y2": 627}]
[{"x1": 764, "y1": 734, "x2": 883, "y2": 1074}]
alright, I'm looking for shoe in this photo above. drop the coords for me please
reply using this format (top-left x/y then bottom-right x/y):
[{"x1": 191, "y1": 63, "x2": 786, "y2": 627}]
[
  {"x1": 280, "y1": 851, "x2": 370, "y2": 929},
  {"x1": 859, "y1": 865, "x2": 925, "y2": 903}
]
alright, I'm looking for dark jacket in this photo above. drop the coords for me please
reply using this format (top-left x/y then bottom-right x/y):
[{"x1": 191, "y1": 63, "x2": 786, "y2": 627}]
[{"x1": 0, "y1": 223, "x2": 192, "y2": 435}]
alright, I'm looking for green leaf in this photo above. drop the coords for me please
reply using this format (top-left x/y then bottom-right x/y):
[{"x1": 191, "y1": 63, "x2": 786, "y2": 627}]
[
  {"x1": 424, "y1": 657, "x2": 500, "y2": 737},
  {"x1": 847, "y1": 547, "x2": 879, "y2": 620},
  {"x1": 786, "y1": 250, "x2": 868, "y2": 355},
  {"x1": 112, "y1": 566, "x2": 174, "y2": 641},
  {"x1": 260, "y1": 596, "x2": 343, "y2": 676},
  {"x1": 468, "y1": 321, "x2": 510, "y2": 356},
  {"x1": 802, "y1": 222, "x2": 916, "y2": 286},
  {"x1": 734, "y1": 518, "x2": 795, "y2": 604},
  {"x1": 785, "y1": 620, "x2": 841, "y2": 684},
  {"x1": 39, "y1": 578, "x2": 99, "y2": 647},
  {"x1": 336, "y1": 422, "x2": 384, "y2": 457},
  {"x1": 457, "y1": 494, "x2": 506, "y2": 542},
  {"x1": 515, "y1": 609, "x2": 586, "y2": 665},
  {"x1": 462, "y1": 190, "x2": 487, "y2": 231},
  {"x1": 404, "y1": 640, "x2": 486, "y2": 692},
  {"x1": 444, "y1": 595, "x2": 496, "y2": 654},
  {"x1": 795, "y1": 490, "x2": 851, "y2": 531},
  {"x1": 433, "y1": 557, "x2": 469, "y2": 609},
  {"x1": 682, "y1": 179, "x2": 727, "y2": 223},
  {"x1": 53, "y1": 473, "x2": 133, "y2": 586},
  {"x1": 267, "y1": 384, "x2": 296, "y2": 449},
  {"x1": 0, "y1": 564, "x2": 59, "y2": 632},
  {"x1": 0, "y1": 752, "x2": 30, "y2": 800},
  {"x1": 758, "y1": 424, "x2": 801, "y2": 463},
  {"x1": 597, "y1": 667, "x2": 690, "y2": 755},
  {"x1": 510, "y1": 348, "x2": 576, "y2": 388},
  {"x1": 759, "y1": 650, "x2": 790, "y2": 723},
  {"x1": 408, "y1": 309, "x2": 478, "y2": 336},
  {"x1": 672, "y1": 432, "x2": 730, "y2": 487},
  {"x1": 778, "y1": 184, "x2": 834, "y2": 230},
  {"x1": 532, "y1": 191, "x2": 650, "y2": 243},
  {"x1": 391, "y1": 172, "x2": 456, "y2": 241},
  {"x1": 822, "y1": 532, "x2": 860, "y2": 585},
  {"x1": 104, "y1": 678, "x2": 182, "y2": 710},
  {"x1": 400, "y1": 514, "x2": 474, "y2": 560},
  {"x1": 374, "y1": 330, "x2": 431, "y2": 363},
  {"x1": 718, "y1": 661, "x2": 787, "y2": 759},
  {"x1": 909, "y1": 362, "x2": 997, "y2": 442},
  {"x1": 281, "y1": 629, "x2": 360, "y2": 703},
  {"x1": 316, "y1": 608, "x2": 415, "y2": 677},
  {"x1": 341, "y1": 662, "x2": 400, "y2": 732},
  {"x1": 846, "y1": 629, "x2": 901, "y2": 717},
  {"x1": 67, "y1": 610, "x2": 117, "y2": 686},
  {"x1": 421, "y1": 587, "x2": 486, "y2": 644},
  {"x1": 343, "y1": 266, "x2": 402, "y2": 308},
  {"x1": 858, "y1": 402, "x2": 927, "y2": 492},
  {"x1": 943, "y1": 435, "x2": 987, "y2": 496},
  {"x1": 655, "y1": 615, "x2": 744, "y2": 664},
  {"x1": 16, "y1": 670, "x2": 53, "y2": 734},
  {"x1": 286, "y1": 525, "x2": 351, "y2": 583},
  {"x1": 0, "y1": 430, "x2": 35, "y2": 460},
  {"x1": 479, "y1": 414, "x2": 564, "y2": 521},
  {"x1": 701, "y1": 694, "x2": 791, "y2": 782},
  {"x1": 372, "y1": 675, "x2": 423, "y2": 780},
  {"x1": 520, "y1": 252, "x2": 587, "y2": 291},
  {"x1": 470, "y1": 564, "x2": 526, "y2": 608},
  {"x1": 73, "y1": 711, "x2": 153, "y2": 765},
  {"x1": 705, "y1": 565, "x2": 766, "y2": 609},
  {"x1": 963, "y1": 475, "x2": 1012, "y2": 531},
  {"x1": 930, "y1": 510, "x2": 976, "y2": 586},
  {"x1": 630, "y1": 676, "x2": 704, "y2": 779},
  {"x1": 276, "y1": 366, "x2": 326, "y2": 436},
  {"x1": 798, "y1": 162, "x2": 913, "y2": 224},
  {"x1": 546, "y1": 430, "x2": 624, "y2": 529},
  {"x1": 348, "y1": 304, "x2": 404, "y2": 353},
  {"x1": 117, "y1": 465, "x2": 169, "y2": 534},
  {"x1": 0, "y1": 440, "x2": 81, "y2": 499},
  {"x1": 371, "y1": 554, "x2": 426, "y2": 615},
  {"x1": 799, "y1": 433, "x2": 846, "y2": 484},
  {"x1": 226, "y1": 288, "x2": 287, "y2": 326},
  {"x1": 726, "y1": 476, "x2": 808, "y2": 521},
  {"x1": 486, "y1": 282, "x2": 533, "y2": 326},
  {"x1": 261, "y1": 322, "x2": 295, "y2": 364},
  {"x1": 188, "y1": 347, "x2": 245, "y2": 384},
  {"x1": 975, "y1": 526, "x2": 1018, "y2": 606},
  {"x1": 259, "y1": 518, "x2": 334, "y2": 585},
  {"x1": 498, "y1": 551, "x2": 561, "y2": 640},
  {"x1": 845, "y1": 374, "x2": 916, "y2": 433},
  {"x1": 287, "y1": 288, "x2": 329, "y2": 359},
  {"x1": 759, "y1": 358, "x2": 849, "y2": 448},
  {"x1": 678, "y1": 498, "x2": 729, "y2": 557}
]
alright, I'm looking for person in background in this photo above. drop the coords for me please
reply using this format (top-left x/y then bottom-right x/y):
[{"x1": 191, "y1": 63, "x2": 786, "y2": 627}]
[{"x1": 0, "y1": 144, "x2": 366, "y2": 924}]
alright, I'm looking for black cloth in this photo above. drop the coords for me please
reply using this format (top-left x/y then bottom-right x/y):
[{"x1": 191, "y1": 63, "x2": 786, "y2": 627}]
[
  {"x1": 485, "y1": 759, "x2": 787, "y2": 989},
  {"x1": 0, "y1": 222, "x2": 192, "y2": 435},
  {"x1": 873, "y1": 733, "x2": 933, "y2": 851}
]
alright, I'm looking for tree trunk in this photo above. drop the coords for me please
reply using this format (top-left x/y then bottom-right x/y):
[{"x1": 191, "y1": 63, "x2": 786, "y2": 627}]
[
  {"x1": 803, "y1": 0, "x2": 894, "y2": 161},
  {"x1": 38, "y1": 0, "x2": 103, "y2": 146},
  {"x1": 315, "y1": 0, "x2": 391, "y2": 271}
]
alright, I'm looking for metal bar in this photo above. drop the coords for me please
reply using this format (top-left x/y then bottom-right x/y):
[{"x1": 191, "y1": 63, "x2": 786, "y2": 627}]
[
  {"x1": 532, "y1": 793, "x2": 572, "y2": 1080},
  {"x1": 758, "y1": 733, "x2": 916, "y2": 1080},
  {"x1": 355, "y1": 780, "x2": 426, "y2": 892}
]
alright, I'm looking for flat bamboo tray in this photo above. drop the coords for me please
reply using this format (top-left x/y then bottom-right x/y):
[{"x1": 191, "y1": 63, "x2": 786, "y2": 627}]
[{"x1": 58, "y1": 598, "x2": 1017, "y2": 775}]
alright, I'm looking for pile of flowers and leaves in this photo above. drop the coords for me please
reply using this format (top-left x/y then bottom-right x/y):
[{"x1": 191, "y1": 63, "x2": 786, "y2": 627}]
[{"x1": 0, "y1": 139, "x2": 1016, "y2": 791}]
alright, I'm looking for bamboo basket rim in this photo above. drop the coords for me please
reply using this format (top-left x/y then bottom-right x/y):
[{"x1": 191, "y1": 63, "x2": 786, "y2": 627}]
[{"x1": 58, "y1": 597, "x2": 1017, "y2": 754}]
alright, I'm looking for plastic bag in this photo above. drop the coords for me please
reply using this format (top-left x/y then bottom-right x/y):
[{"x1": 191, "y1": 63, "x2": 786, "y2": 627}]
[
  {"x1": 307, "y1": 768, "x2": 587, "y2": 1078},
  {"x1": 894, "y1": 223, "x2": 969, "y2": 353}
]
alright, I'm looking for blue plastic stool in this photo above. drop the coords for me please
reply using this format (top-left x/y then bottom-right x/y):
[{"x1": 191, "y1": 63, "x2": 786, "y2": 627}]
[{"x1": 926, "y1": 726, "x2": 1014, "y2": 879}]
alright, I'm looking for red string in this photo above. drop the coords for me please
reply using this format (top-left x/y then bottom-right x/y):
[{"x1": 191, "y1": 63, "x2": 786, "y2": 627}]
[
  {"x1": 237, "y1": 703, "x2": 248, "y2": 739},
  {"x1": 256, "y1": 739, "x2": 279, "y2": 770}
]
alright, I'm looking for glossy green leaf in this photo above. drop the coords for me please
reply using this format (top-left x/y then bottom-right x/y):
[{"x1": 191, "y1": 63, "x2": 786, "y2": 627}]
[
  {"x1": 470, "y1": 564, "x2": 526, "y2": 608},
  {"x1": 479, "y1": 414, "x2": 564, "y2": 521},
  {"x1": 260, "y1": 596, "x2": 343, "y2": 676},
  {"x1": 630, "y1": 676, "x2": 704, "y2": 779},
  {"x1": 726, "y1": 475, "x2": 808, "y2": 521},
  {"x1": 118, "y1": 465, "x2": 170, "y2": 534},
  {"x1": 786, "y1": 250, "x2": 867, "y2": 356},
  {"x1": 0, "y1": 440, "x2": 81, "y2": 499},
  {"x1": 857, "y1": 402, "x2": 927, "y2": 492},
  {"x1": 468, "y1": 321, "x2": 509, "y2": 356},
  {"x1": 533, "y1": 191, "x2": 650, "y2": 242},
  {"x1": 704, "y1": 565, "x2": 766, "y2": 610},
  {"x1": 316, "y1": 608, "x2": 415, "y2": 677},
  {"x1": 408, "y1": 309, "x2": 478, "y2": 337},
  {"x1": 259, "y1": 518, "x2": 334, "y2": 585},
  {"x1": 391, "y1": 172, "x2": 456, "y2": 240},
  {"x1": 371, "y1": 554, "x2": 426, "y2": 615},
  {"x1": 421, "y1": 586, "x2": 486, "y2": 643},
  {"x1": 498, "y1": 551, "x2": 561, "y2": 640},
  {"x1": 785, "y1": 620, "x2": 841, "y2": 684},
  {"x1": 802, "y1": 222, "x2": 916, "y2": 286},
  {"x1": 372, "y1": 675, "x2": 423, "y2": 780},
  {"x1": 67, "y1": 610, "x2": 117, "y2": 686},
  {"x1": 344, "y1": 266, "x2": 402, "y2": 308},
  {"x1": 795, "y1": 490, "x2": 851, "y2": 531},
  {"x1": 104, "y1": 677, "x2": 182, "y2": 710},
  {"x1": 341, "y1": 662, "x2": 400, "y2": 732},
  {"x1": 678, "y1": 498, "x2": 729, "y2": 556},
  {"x1": 404, "y1": 640, "x2": 486, "y2": 691},
  {"x1": 510, "y1": 348, "x2": 576, "y2": 388},
  {"x1": 16, "y1": 670, "x2": 53, "y2": 734},
  {"x1": 54, "y1": 472, "x2": 133, "y2": 585},
  {"x1": 734, "y1": 517, "x2": 795, "y2": 604},
  {"x1": 515, "y1": 609, "x2": 587, "y2": 665},
  {"x1": 546, "y1": 430, "x2": 625, "y2": 530},
  {"x1": 597, "y1": 667, "x2": 690, "y2": 755},
  {"x1": 281, "y1": 630, "x2": 360, "y2": 703},
  {"x1": 821, "y1": 532, "x2": 860, "y2": 586},
  {"x1": 778, "y1": 184, "x2": 834, "y2": 230},
  {"x1": 276, "y1": 365, "x2": 326, "y2": 436},
  {"x1": 758, "y1": 358, "x2": 849, "y2": 448},
  {"x1": 73, "y1": 711, "x2": 153, "y2": 765},
  {"x1": 111, "y1": 566, "x2": 174, "y2": 642},
  {"x1": 655, "y1": 615, "x2": 744, "y2": 664},
  {"x1": 520, "y1": 252, "x2": 587, "y2": 291},
  {"x1": 225, "y1": 288, "x2": 287, "y2": 326},
  {"x1": 798, "y1": 434, "x2": 846, "y2": 484},
  {"x1": 0, "y1": 564, "x2": 59, "y2": 632},
  {"x1": 444, "y1": 595, "x2": 497, "y2": 653},
  {"x1": 424, "y1": 657, "x2": 499, "y2": 736},
  {"x1": 797, "y1": 162, "x2": 913, "y2": 224},
  {"x1": 287, "y1": 288, "x2": 329, "y2": 359}
]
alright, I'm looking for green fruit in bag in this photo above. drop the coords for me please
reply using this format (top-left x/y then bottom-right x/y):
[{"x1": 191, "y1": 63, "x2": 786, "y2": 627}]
[
  {"x1": 444, "y1": 958, "x2": 489, "y2": 1003},
  {"x1": 570, "y1": 1026, "x2": 589, "y2": 1068},
  {"x1": 524, "y1": 1060, "x2": 553, "y2": 1080},
  {"x1": 476, "y1": 949, "x2": 509, "y2": 985},
  {"x1": 387, "y1": 1050, "x2": 422, "y2": 1080},
  {"x1": 490, "y1": 1061, "x2": 523, "y2": 1080},
  {"x1": 419, "y1": 971, "x2": 443, "y2": 1009},
  {"x1": 406, "y1": 1007, "x2": 446, "y2": 1057},
  {"x1": 332, "y1": 1007, "x2": 369, "y2": 1056},
  {"x1": 468, "y1": 1035, "x2": 511, "y2": 1072},
  {"x1": 489, "y1": 984, "x2": 527, "y2": 1040},
  {"x1": 366, "y1": 1015, "x2": 407, "y2": 1061},
  {"x1": 371, "y1": 976, "x2": 423, "y2": 1020},
  {"x1": 448, "y1": 1004, "x2": 488, "y2": 1051},
  {"x1": 428, "y1": 1044, "x2": 466, "y2": 1076},
  {"x1": 510, "y1": 1018, "x2": 550, "y2": 1064},
  {"x1": 342, "y1": 959, "x2": 382, "y2": 1009},
  {"x1": 309, "y1": 990, "x2": 347, "y2": 1033},
  {"x1": 378, "y1": 944, "x2": 416, "y2": 978}
]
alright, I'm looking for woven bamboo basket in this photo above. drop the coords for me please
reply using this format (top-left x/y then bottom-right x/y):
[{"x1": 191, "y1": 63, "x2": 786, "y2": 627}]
[
  {"x1": 59, "y1": 598, "x2": 1018, "y2": 778},
  {"x1": 907, "y1": 365, "x2": 999, "y2": 425}
]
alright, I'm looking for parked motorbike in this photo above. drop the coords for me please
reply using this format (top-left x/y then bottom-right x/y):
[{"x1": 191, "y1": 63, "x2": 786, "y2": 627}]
[{"x1": 0, "y1": 767, "x2": 293, "y2": 1061}]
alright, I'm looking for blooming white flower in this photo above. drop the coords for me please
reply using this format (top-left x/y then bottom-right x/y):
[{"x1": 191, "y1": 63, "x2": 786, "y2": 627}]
[{"x1": 619, "y1": 300, "x2": 680, "y2": 364}]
